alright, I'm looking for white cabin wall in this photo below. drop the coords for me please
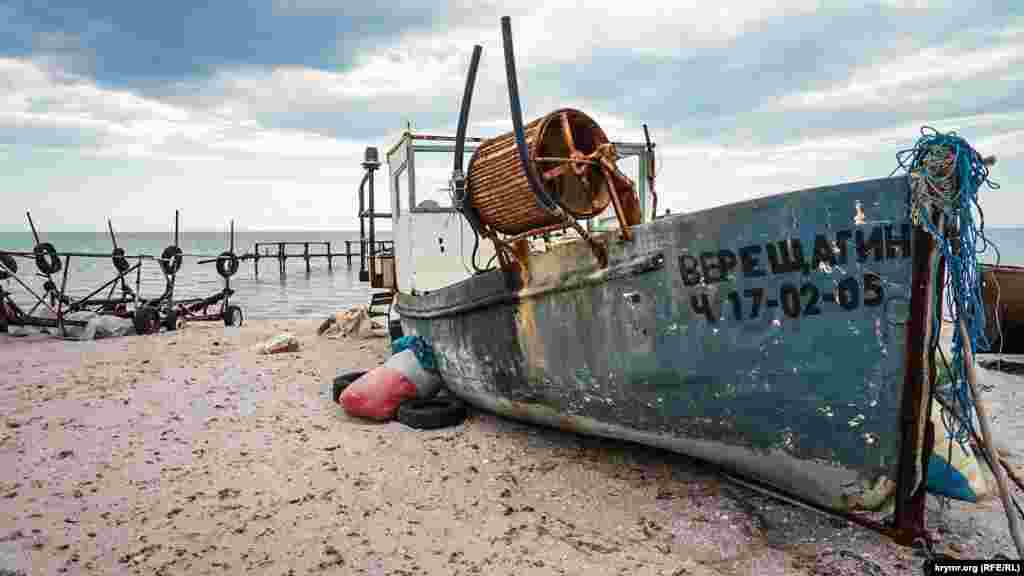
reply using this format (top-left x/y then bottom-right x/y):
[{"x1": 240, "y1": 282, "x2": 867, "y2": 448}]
[
  {"x1": 400, "y1": 211, "x2": 493, "y2": 293},
  {"x1": 394, "y1": 215, "x2": 414, "y2": 293}
]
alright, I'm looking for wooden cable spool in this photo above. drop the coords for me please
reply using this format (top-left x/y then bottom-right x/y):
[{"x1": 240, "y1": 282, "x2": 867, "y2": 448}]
[{"x1": 466, "y1": 108, "x2": 622, "y2": 237}]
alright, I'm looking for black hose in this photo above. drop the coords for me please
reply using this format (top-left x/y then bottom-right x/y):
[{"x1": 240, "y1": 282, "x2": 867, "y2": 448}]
[
  {"x1": 500, "y1": 16, "x2": 555, "y2": 213},
  {"x1": 454, "y1": 45, "x2": 482, "y2": 179},
  {"x1": 450, "y1": 43, "x2": 490, "y2": 274},
  {"x1": 471, "y1": 231, "x2": 482, "y2": 273}
]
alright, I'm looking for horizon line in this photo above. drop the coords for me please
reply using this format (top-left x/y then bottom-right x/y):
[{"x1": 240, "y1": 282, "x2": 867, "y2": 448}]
[{"x1": 0, "y1": 228, "x2": 394, "y2": 234}]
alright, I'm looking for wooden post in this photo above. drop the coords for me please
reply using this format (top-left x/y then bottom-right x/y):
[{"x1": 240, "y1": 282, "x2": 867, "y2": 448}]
[
  {"x1": 253, "y1": 243, "x2": 259, "y2": 277},
  {"x1": 304, "y1": 242, "x2": 311, "y2": 274},
  {"x1": 327, "y1": 241, "x2": 333, "y2": 271},
  {"x1": 278, "y1": 243, "x2": 285, "y2": 276},
  {"x1": 345, "y1": 240, "x2": 352, "y2": 266}
]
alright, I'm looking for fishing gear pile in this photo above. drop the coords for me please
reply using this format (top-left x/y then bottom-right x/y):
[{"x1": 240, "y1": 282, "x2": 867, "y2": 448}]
[{"x1": 894, "y1": 126, "x2": 1000, "y2": 444}]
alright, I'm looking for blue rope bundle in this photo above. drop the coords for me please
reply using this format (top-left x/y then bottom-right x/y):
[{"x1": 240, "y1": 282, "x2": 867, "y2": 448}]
[{"x1": 894, "y1": 126, "x2": 1000, "y2": 444}]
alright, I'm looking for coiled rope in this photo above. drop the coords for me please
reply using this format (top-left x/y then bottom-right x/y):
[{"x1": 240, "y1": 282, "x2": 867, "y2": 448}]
[{"x1": 893, "y1": 126, "x2": 1000, "y2": 444}]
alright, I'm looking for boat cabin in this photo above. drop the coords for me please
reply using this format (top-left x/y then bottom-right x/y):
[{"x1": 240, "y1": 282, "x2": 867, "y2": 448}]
[{"x1": 365, "y1": 131, "x2": 656, "y2": 295}]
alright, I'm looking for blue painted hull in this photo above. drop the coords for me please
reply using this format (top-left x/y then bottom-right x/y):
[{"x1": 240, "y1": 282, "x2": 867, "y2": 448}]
[{"x1": 396, "y1": 176, "x2": 934, "y2": 515}]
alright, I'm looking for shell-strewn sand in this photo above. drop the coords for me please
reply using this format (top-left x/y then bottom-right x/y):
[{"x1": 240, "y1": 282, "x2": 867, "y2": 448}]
[{"x1": 0, "y1": 319, "x2": 1019, "y2": 575}]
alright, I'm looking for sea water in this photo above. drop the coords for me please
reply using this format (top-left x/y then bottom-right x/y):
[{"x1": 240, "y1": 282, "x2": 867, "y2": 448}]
[
  {"x1": 1, "y1": 226, "x2": 1020, "y2": 321},
  {"x1": 0, "y1": 230, "x2": 391, "y2": 320}
]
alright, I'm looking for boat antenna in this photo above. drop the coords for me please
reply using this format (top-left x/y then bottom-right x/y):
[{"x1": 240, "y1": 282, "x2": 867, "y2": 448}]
[{"x1": 500, "y1": 16, "x2": 557, "y2": 213}]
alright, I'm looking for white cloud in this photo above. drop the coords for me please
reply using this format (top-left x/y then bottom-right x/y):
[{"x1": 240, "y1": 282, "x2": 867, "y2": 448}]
[
  {"x1": 649, "y1": 110, "x2": 1023, "y2": 220},
  {"x1": 975, "y1": 129, "x2": 1024, "y2": 160},
  {"x1": 775, "y1": 32, "x2": 1024, "y2": 111},
  {"x1": 0, "y1": 58, "x2": 368, "y2": 162},
  {"x1": 235, "y1": 1, "x2": 821, "y2": 107},
  {"x1": 3, "y1": 6, "x2": 1023, "y2": 231},
  {"x1": 0, "y1": 57, "x2": 384, "y2": 231}
]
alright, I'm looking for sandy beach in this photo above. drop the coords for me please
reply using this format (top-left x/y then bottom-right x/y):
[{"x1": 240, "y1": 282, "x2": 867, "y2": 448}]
[{"x1": 0, "y1": 319, "x2": 1020, "y2": 575}]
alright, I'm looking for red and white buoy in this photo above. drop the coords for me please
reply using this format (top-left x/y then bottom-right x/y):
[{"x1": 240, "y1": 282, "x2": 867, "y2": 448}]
[{"x1": 339, "y1": 349, "x2": 442, "y2": 421}]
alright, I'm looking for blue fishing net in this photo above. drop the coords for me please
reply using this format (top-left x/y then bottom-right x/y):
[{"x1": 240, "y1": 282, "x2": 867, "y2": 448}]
[{"x1": 391, "y1": 335, "x2": 437, "y2": 373}]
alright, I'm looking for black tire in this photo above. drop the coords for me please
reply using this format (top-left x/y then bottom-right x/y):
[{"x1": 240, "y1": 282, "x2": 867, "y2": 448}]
[
  {"x1": 112, "y1": 247, "x2": 131, "y2": 274},
  {"x1": 133, "y1": 306, "x2": 161, "y2": 335},
  {"x1": 332, "y1": 370, "x2": 367, "y2": 403},
  {"x1": 0, "y1": 252, "x2": 17, "y2": 280},
  {"x1": 396, "y1": 397, "x2": 468, "y2": 430},
  {"x1": 34, "y1": 243, "x2": 61, "y2": 275},
  {"x1": 160, "y1": 246, "x2": 183, "y2": 275},
  {"x1": 163, "y1": 308, "x2": 178, "y2": 331},
  {"x1": 224, "y1": 305, "x2": 243, "y2": 327},
  {"x1": 215, "y1": 251, "x2": 239, "y2": 278}
]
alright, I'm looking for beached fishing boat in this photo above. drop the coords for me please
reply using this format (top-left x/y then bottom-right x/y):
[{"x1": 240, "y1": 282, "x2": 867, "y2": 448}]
[
  {"x1": 982, "y1": 263, "x2": 1024, "y2": 353},
  {"x1": 356, "y1": 17, "x2": 1008, "y2": 545}
]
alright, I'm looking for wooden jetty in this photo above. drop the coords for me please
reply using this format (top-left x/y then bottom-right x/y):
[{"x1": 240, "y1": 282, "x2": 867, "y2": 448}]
[{"x1": 245, "y1": 239, "x2": 392, "y2": 276}]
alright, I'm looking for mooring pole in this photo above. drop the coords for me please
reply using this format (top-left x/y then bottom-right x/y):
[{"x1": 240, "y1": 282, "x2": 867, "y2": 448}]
[
  {"x1": 57, "y1": 254, "x2": 71, "y2": 338},
  {"x1": 224, "y1": 220, "x2": 233, "y2": 295},
  {"x1": 304, "y1": 242, "x2": 310, "y2": 274},
  {"x1": 363, "y1": 147, "x2": 381, "y2": 286},
  {"x1": 278, "y1": 243, "x2": 285, "y2": 276},
  {"x1": 358, "y1": 170, "x2": 369, "y2": 279},
  {"x1": 108, "y1": 219, "x2": 128, "y2": 294},
  {"x1": 167, "y1": 210, "x2": 180, "y2": 311},
  {"x1": 26, "y1": 212, "x2": 41, "y2": 245},
  {"x1": 327, "y1": 241, "x2": 333, "y2": 271}
]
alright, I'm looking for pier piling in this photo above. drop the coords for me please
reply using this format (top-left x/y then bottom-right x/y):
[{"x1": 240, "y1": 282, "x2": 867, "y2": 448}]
[{"x1": 245, "y1": 240, "x2": 390, "y2": 277}]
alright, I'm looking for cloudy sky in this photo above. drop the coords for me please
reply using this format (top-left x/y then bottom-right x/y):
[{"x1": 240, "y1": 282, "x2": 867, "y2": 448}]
[{"x1": 1, "y1": 1, "x2": 1021, "y2": 232}]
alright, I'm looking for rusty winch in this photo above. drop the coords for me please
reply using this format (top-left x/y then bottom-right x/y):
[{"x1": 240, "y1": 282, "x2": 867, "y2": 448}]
[
  {"x1": 466, "y1": 107, "x2": 640, "y2": 238},
  {"x1": 451, "y1": 21, "x2": 642, "y2": 271},
  {"x1": 463, "y1": 109, "x2": 642, "y2": 271}
]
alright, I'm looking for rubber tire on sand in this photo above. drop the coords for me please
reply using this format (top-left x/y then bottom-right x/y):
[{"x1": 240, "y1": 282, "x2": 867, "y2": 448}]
[
  {"x1": 133, "y1": 306, "x2": 160, "y2": 335},
  {"x1": 332, "y1": 370, "x2": 367, "y2": 403},
  {"x1": 224, "y1": 305, "x2": 243, "y2": 327},
  {"x1": 396, "y1": 397, "x2": 468, "y2": 430}
]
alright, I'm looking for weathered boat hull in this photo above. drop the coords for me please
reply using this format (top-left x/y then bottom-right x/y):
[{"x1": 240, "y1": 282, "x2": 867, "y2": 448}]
[
  {"x1": 396, "y1": 176, "x2": 935, "y2": 517},
  {"x1": 982, "y1": 264, "x2": 1024, "y2": 353}
]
